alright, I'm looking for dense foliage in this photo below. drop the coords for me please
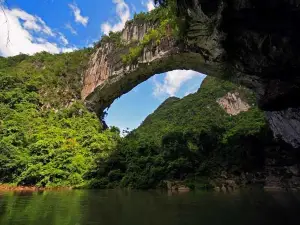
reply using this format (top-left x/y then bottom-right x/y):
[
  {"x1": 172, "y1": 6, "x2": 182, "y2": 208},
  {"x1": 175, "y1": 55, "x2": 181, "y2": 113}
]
[
  {"x1": 96, "y1": 31, "x2": 124, "y2": 49},
  {"x1": 0, "y1": 50, "x2": 120, "y2": 187},
  {"x1": 88, "y1": 77, "x2": 274, "y2": 189}
]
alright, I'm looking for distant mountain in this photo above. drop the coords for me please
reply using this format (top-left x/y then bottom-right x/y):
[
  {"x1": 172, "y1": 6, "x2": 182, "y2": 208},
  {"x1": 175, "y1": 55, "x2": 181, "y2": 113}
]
[{"x1": 130, "y1": 76, "x2": 264, "y2": 145}]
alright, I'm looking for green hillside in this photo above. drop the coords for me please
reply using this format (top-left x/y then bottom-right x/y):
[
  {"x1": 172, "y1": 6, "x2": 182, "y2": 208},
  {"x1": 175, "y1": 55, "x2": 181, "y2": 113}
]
[
  {"x1": 132, "y1": 77, "x2": 264, "y2": 144},
  {"x1": 89, "y1": 77, "x2": 273, "y2": 189}
]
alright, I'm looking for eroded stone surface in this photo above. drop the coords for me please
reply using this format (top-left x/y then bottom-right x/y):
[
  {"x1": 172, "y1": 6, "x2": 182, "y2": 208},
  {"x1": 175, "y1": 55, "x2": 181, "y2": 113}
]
[
  {"x1": 266, "y1": 108, "x2": 300, "y2": 148},
  {"x1": 217, "y1": 92, "x2": 250, "y2": 115}
]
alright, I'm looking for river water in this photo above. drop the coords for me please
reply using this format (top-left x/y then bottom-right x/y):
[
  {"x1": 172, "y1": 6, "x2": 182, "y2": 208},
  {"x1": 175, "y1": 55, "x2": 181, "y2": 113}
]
[{"x1": 0, "y1": 189, "x2": 300, "y2": 225}]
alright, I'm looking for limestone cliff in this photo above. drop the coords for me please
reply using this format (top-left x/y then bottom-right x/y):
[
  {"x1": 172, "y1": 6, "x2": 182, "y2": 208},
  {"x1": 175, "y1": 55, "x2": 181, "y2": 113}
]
[{"x1": 82, "y1": 0, "x2": 300, "y2": 147}]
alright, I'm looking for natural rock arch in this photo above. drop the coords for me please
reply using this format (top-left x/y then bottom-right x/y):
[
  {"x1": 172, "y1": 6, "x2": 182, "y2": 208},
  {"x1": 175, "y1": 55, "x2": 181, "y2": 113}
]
[{"x1": 82, "y1": 0, "x2": 300, "y2": 147}]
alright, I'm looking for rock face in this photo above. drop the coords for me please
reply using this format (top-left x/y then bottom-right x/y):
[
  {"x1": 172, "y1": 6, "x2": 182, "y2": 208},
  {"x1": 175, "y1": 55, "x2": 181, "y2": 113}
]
[
  {"x1": 217, "y1": 92, "x2": 250, "y2": 115},
  {"x1": 266, "y1": 108, "x2": 300, "y2": 148},
  {"x1": 82, "y1": 0, "x2": 300, "y2": 147},
  {"x1": 263, "y1": 142, "x2": 300, "y2": 190},
  {"x1": 81, "y1": 22, "x2": 155, "y2": 101}
]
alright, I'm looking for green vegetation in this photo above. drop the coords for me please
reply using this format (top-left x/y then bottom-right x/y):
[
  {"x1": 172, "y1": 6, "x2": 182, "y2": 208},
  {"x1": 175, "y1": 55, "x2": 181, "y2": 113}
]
[
  {"x1": 0, "y1": 50, "x2": 120, "y2": 188},
  {"x1": 0, "y1": 50, "x2": 277, "y2": 191},
  {"x1": 122, "y1": 28, "x2": 162, "y2": 64},
  {"x1": 88, "y1": 77, "x2": 273, "y2": 189},
  {"x1": 96, "y1": 31, "x2": 124, "y2": 49},
  {"x1": 130, "y1": 3, "x2": 174, "y2": 24}
]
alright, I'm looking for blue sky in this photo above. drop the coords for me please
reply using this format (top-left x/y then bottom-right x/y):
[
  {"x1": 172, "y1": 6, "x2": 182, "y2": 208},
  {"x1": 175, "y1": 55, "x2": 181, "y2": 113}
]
[{"x1": 0, "y1": 0, "x2": 206, "y2": 131}]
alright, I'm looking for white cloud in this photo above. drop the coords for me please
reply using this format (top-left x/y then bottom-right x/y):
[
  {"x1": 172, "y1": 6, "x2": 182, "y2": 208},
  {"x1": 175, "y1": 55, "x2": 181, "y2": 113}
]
[
  {"x1": 146, "y1": 0, "x2": 155, "y2": 11},
  {"x1": 61, "y1": 47, "x2": 77, "y2": 53},
  {"x1": 153, "y1": 70, "x2": 204, "y2": 97},
  {"x1": 183, "y1": 83, "x2": 204, "y2": 96},
  {"x1": 130, "y1": 3, "x2": 137, "y2": 13},
  {"x1": 101, "y1": 0, "x2": 130, "y2": 35},
  {"x1": 84, "y1": 38, "x2": 99, "y2": 48},
  {"x1": 0, "y1": 6, "x2": 72, "y2": 57},
  {"x1": 65, "y1": 23, "x2": 77, "y2": 35},
  {"x1": 37, "y1": 17, "x2": 55, "y2": 36},
  {"x1": 10, "y1": 9, "x2": 55, "y2": 36},
  {"x1": 35, "y1": 37, "x2": 48, "y2": 43},
  {"x1": 68, "y1": 3, "x2": 88, "y2": 26},
  {"x1": 58, "y1": 32, "x2": 68, "y2": 45}
]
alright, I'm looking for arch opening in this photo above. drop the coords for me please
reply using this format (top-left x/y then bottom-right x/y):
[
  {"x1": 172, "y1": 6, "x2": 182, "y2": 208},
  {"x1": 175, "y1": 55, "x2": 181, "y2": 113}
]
[{"x1": 105, "y1": 70, "x2": 207, "y2": 133}]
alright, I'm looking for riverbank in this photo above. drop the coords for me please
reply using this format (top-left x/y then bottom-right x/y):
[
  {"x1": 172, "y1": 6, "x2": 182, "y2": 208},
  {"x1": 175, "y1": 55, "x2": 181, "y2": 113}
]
[
  {"x1": 0, "y1": 184, "x2": 72, "y2": 192},
  {"x1": 1, "y1": 183, "x2": 299, "y2": 193}
]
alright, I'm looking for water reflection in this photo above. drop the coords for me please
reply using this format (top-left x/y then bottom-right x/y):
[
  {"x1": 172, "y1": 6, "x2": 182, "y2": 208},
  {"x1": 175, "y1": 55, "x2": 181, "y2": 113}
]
[
  {"x1": 0, "y1": 190, "x2": 85, "y2": 225},
  {"x1": 0, "y1": 189, "x2": 300, "y2": 225}
]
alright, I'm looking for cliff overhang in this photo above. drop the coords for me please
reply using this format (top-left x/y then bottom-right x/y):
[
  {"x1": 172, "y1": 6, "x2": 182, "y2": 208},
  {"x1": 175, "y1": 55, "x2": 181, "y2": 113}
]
[{"x1": 82, "y1": 0, "x2": 300, "y2": 147}]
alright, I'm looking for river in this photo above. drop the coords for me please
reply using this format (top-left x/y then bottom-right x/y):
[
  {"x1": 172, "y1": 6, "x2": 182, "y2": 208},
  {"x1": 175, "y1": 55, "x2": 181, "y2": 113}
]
[{"x1": 0, "y1": 189, "x2": 300, "y2": 225}]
